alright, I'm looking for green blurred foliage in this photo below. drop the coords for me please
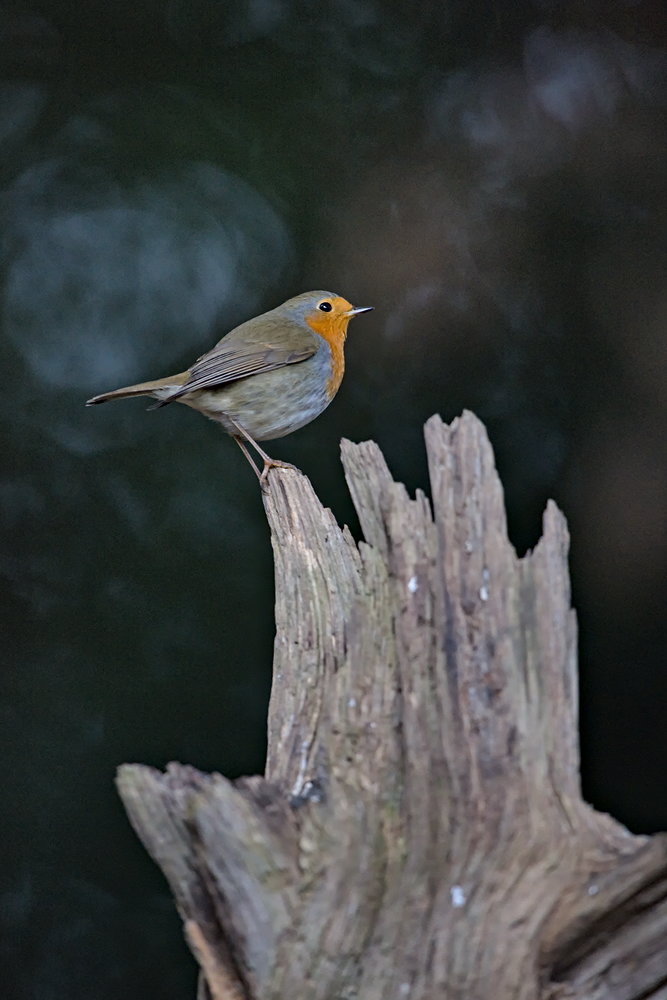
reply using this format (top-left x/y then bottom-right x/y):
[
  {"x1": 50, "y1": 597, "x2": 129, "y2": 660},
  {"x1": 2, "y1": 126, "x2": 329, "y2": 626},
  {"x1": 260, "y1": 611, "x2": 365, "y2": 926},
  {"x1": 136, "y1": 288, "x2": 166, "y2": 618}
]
[{"x1": 1, "y1": 1, "x2": 666, "y2": 997}]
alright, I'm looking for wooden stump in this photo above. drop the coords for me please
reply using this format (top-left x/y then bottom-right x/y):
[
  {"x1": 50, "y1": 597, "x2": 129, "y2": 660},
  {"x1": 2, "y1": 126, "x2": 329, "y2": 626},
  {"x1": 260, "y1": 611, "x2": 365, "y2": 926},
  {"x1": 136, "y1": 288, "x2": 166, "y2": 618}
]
[{"x1": 117, "y1": 412, "x2": 667, "y2": 1000}]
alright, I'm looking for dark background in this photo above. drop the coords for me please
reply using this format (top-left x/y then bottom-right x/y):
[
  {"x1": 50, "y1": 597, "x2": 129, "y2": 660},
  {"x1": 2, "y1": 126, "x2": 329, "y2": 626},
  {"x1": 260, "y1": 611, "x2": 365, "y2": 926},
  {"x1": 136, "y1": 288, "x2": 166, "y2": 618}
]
[{"x1": 2, "y1": 1, "x2": 666, "y2": 997}]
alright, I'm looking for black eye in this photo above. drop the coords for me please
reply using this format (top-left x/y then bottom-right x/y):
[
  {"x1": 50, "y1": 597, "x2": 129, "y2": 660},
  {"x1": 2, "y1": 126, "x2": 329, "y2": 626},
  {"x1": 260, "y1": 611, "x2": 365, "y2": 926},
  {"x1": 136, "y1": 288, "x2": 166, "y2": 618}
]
[{"x1": 318, "y1": 301, "x2": 332, "y2": 312}]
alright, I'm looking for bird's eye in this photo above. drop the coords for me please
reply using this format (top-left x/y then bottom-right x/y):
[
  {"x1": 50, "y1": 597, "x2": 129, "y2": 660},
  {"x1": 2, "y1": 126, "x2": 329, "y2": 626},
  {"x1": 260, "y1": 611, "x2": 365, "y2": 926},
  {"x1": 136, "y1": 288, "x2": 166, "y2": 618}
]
[{"x1": 318, "y1": 301, "x2": 333, "y2": 312}]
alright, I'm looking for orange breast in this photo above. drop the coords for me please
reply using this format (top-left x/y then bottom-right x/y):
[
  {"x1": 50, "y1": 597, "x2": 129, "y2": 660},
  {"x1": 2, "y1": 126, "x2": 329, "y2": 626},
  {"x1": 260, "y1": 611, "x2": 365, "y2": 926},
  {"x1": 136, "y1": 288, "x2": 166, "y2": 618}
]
[{"x1": 305, "y1": 311, "x2": 350, "y2": 399}]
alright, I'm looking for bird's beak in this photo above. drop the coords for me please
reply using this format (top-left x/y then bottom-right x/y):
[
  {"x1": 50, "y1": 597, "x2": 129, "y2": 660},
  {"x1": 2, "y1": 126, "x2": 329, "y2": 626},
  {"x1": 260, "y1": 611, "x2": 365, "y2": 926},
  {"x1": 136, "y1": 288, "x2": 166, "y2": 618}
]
[{"x1": 346, "y1": 305, "x2": 374, "y2": 316}]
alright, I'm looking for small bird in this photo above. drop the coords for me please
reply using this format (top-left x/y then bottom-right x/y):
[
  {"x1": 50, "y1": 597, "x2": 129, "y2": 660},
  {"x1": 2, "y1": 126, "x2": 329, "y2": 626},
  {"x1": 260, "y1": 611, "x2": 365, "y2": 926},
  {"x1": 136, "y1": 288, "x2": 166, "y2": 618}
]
[{"x1": 86, "y1": 291, "x2": 373, "y2": 484}]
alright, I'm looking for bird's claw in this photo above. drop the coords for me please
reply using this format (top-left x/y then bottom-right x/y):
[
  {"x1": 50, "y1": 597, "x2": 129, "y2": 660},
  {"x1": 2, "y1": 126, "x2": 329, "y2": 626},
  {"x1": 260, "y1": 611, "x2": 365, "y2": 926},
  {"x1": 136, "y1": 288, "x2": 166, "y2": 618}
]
[{"x1": 259, "y1": 459, "x2": 299, "y2": 490}]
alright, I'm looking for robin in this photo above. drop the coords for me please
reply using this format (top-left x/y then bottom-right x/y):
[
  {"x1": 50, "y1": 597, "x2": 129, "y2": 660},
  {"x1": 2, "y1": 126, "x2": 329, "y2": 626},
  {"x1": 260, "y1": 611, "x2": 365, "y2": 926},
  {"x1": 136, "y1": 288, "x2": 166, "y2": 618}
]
[{"x1": 86, "y1": 291, "x2": 373, "y2": 484}]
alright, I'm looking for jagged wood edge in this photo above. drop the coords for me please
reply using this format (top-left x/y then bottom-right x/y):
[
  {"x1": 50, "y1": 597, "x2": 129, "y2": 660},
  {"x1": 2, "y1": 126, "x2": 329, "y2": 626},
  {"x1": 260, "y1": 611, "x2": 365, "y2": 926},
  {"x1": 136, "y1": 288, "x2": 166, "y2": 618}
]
[{"x1": 117, "y1": 411, "x2": 667, "y2": 1000}]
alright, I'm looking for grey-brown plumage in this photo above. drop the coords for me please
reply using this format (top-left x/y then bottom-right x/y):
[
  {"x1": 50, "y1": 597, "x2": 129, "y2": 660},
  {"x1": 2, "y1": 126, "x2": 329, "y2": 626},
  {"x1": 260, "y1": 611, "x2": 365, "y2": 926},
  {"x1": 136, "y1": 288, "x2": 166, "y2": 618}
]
[{"x1": 86, "y1": 290, "x2": 373, "y2": 483}]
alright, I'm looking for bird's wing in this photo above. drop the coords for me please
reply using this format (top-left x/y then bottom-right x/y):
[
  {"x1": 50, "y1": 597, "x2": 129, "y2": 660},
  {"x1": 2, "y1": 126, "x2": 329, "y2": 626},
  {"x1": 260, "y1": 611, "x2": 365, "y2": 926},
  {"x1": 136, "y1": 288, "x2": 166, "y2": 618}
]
[{"x1": 158, "y1": 341, "x2": 316, "y2": 404}]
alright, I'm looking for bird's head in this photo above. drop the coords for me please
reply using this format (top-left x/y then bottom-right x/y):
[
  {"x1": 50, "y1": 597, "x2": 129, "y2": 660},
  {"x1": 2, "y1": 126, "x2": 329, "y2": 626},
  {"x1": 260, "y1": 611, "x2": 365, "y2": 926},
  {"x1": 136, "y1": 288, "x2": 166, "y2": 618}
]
[{"x1": 280, "y1": 291, "x2": 373, "y2": 347}]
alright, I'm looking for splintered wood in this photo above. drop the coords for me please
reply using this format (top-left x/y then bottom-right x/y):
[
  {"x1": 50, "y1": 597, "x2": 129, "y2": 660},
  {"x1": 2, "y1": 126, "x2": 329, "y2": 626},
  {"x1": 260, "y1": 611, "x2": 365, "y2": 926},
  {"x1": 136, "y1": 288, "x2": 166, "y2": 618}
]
[{"x1": 117, "y1": 412, "x2": 667, "y2": 1000}]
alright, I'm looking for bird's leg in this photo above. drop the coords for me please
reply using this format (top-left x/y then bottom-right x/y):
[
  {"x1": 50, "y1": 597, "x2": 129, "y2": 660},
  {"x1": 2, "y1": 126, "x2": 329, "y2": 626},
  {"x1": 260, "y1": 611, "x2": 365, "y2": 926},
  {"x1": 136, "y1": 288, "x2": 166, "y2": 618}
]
[
  {"x1": 232, "y1": 436, "x2": 262, "y2": 481},
  {"x1": 228, "y1": 418, "x2": 298, "y2": 487}
]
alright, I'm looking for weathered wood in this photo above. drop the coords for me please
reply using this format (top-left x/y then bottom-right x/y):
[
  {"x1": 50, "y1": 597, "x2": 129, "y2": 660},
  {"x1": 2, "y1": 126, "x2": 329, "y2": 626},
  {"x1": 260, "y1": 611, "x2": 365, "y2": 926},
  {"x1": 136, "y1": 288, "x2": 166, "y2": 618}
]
[{"x1": 117, "y1": 411, "x2": 667, "y2": 1000}]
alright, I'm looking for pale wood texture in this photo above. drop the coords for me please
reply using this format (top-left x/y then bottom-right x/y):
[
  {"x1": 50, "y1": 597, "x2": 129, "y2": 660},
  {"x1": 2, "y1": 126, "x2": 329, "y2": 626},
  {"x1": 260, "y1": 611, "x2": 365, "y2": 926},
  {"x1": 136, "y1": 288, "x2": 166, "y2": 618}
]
[{"x1": 117, "y1": 411, "x2": 667, "y2": 1000}]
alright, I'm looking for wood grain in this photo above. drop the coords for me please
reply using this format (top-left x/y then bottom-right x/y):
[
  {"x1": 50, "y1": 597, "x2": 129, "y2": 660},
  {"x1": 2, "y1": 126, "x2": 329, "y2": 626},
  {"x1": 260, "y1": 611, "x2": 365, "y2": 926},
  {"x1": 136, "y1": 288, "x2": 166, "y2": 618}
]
[{"x1": 117, "y1": 411, "x2": 667, "y2": 999}]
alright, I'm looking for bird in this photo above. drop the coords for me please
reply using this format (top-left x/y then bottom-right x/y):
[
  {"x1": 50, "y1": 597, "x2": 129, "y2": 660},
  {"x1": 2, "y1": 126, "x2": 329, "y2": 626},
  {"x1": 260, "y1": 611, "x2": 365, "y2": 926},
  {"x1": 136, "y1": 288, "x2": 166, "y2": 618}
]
[{"x1": 86, "y1": 290, "x2": 373, "y2": 485}]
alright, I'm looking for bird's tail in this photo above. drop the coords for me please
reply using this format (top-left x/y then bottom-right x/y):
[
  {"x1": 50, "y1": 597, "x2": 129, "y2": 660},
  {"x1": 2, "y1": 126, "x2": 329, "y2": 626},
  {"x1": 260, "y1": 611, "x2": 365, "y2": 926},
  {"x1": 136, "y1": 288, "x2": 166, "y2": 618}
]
[{"x1": 86, "y1": 373, "x2": 188, "y2": 406}]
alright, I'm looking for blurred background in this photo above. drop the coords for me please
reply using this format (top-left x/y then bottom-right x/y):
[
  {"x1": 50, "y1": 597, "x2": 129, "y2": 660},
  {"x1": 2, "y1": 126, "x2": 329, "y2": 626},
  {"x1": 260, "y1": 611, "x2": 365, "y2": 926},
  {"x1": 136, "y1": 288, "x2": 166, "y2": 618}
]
[{"x1": 1, "y1": 0, "x2": 666, "y2": 996}]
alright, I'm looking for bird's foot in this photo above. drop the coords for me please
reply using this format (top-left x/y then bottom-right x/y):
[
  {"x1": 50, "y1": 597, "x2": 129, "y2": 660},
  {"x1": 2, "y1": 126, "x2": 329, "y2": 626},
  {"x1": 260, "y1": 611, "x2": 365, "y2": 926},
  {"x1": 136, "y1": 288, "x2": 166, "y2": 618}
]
[{"x1": 259, "y1": 459, "x2": 299, "y2": 489}]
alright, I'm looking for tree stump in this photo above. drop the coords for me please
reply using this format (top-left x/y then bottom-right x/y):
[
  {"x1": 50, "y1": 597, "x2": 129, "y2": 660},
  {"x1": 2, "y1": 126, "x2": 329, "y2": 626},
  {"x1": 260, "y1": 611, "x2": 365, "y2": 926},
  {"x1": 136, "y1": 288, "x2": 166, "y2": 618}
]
[{"x1": 117, "y1": 411, "x2": 667, "y2": 1000}]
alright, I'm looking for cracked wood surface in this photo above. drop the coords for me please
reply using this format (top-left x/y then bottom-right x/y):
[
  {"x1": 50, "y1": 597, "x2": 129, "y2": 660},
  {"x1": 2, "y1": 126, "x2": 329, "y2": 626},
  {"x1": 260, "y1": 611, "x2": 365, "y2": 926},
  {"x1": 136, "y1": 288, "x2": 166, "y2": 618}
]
[{"x1": 117, "y1": 411, "x2": 667, "y2": 1000}]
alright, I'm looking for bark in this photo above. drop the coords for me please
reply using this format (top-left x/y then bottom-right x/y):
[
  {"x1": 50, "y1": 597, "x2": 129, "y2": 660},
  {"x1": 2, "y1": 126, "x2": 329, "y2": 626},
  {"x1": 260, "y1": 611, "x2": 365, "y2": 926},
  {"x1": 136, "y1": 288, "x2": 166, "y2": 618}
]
[{"x1": 117, "y1": 411, "x2": 667, "y2": 1000}]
